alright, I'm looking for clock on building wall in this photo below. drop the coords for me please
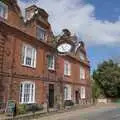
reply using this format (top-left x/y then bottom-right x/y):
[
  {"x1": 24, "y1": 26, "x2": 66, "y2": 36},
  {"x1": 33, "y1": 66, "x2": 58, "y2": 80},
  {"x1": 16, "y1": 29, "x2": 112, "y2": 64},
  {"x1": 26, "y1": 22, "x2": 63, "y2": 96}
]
[
  {"x1": 57, "y1": 42, "x2": 72, "y2": 53},
  {"x1": 56, "y1": 29, "x2": 74, "y2": 54},
  {"x1": 56, "y1": 29, "x2": 82, "y2": 55}
]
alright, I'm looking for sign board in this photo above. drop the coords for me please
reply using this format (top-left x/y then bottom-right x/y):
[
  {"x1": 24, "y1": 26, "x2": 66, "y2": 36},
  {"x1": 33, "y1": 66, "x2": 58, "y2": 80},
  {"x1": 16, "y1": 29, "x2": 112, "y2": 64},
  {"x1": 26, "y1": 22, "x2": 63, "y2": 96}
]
[{"x1": 6, "y1": 100, "x2": 16, "y2": 116}]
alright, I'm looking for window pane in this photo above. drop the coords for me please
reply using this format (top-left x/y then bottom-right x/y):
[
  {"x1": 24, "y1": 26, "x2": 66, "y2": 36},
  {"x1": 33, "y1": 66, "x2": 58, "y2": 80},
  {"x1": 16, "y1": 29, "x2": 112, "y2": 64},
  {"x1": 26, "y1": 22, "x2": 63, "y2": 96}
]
[
  {"x1": 0, "y1": 2, "x2": 7, "y2": 19},
  {"x1": 48, "y1": 55, "x2": 54, "y2": 69},
  {"x1": 80, "y1": 66, "x2": 85, "y2": 79},
  {"x1": 23, "y1": 44, "x2": 36, "y2": 67},
  {"x1": 81, "y1": 87, "x2": 85, "y2": 99},
  {"x1": 31, "y1": 84, "x2": 34, "y2": 102},
  {"x1": 37, "y1": 27, "x2": 46, "y2": 40},
  {"x1": 26, "y1": 47, "x2": 32, "y2": 58},
  {"x1": 20, "y1": 82, "x2": 35, "y2": 104},
  {"x1": 64, "y1": 61, "x2": 71, "y2": 75},
  {"x1": 20, "y1": 84, "x2": 23, "y2": 103}
]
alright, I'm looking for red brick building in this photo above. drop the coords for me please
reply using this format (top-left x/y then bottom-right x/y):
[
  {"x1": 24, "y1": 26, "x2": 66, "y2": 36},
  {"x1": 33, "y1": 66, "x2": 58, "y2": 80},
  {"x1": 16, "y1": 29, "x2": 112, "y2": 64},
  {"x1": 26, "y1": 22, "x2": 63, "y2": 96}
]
[{"x1": 0, "y1": 0, "x2": 91, "y2": 108}]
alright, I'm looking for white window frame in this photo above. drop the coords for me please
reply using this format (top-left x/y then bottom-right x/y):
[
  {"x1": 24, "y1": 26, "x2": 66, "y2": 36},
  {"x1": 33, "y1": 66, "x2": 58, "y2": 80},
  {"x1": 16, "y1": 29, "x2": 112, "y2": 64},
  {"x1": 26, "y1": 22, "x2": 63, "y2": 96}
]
[
  {"x1": 64, "y1": 85, "x2": 72, "y2": 100},
  {"x1": 22, "y1": 44, "x2": 37, "y2": 68},
  {"x1": 0, "y1": 1, "x2": 8, "y2": 19},
  {"x1": 80, "y1": 66, "x2": 85, "y2": 80},
  {"x1": 20, "y1": 81, "x2": 35, "y2": 104},
  {"x1": 37, "y1": 26, "x2": 46, "y2": 41},
  {"x1": 64, "y1": 61, "x2": 71, "y2": 76},
  {"x1": 48, "y1": 55, "x2": 55, "y2": 70},
  {"x1": 80, "y1": 86, "x2": 86, "y2": 99}
]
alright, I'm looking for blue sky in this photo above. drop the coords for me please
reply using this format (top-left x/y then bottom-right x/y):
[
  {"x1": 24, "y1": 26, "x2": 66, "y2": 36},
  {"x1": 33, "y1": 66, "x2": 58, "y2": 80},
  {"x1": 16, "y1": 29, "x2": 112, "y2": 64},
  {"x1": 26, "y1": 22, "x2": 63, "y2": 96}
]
[
  {"x1": 85, "y1": 0, "x2": 120, "y2": 71},
  {"x1": 19, "y1": 0, "x2": 120, "y2": 72}
]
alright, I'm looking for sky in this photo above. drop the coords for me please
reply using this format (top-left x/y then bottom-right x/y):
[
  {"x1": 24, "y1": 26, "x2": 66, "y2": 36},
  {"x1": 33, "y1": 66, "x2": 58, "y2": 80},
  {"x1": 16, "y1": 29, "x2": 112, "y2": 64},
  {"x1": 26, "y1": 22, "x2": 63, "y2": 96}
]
[{"x1": 18, "y1": 0, "x2": 120, "y2": 72}]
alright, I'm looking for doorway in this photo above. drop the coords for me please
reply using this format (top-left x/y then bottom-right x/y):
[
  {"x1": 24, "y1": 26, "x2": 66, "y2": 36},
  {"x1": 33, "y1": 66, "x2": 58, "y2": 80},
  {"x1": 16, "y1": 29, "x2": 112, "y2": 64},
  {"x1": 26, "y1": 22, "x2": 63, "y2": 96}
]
[
  {"x1": 49, "y1": 84, "x2": 54, "y2": 108},
  {"x1": 75, "y1": 91, "x2": 79, "y2": 104}
]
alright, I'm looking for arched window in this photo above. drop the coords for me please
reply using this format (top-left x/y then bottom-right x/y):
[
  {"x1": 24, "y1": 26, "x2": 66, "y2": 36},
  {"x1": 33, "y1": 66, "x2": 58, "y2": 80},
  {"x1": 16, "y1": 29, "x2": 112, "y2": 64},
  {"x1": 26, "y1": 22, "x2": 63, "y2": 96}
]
[{"x1": 20, "y1": 81, "x2": 35, "y2": 104}]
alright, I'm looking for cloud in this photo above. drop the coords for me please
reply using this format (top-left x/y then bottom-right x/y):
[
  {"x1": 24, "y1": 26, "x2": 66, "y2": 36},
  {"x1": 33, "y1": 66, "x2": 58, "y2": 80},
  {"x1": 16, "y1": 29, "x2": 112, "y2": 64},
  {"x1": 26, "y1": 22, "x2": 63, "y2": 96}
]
[{"x1": 18, "y1": 0, "x2": 120, "y2": 46}]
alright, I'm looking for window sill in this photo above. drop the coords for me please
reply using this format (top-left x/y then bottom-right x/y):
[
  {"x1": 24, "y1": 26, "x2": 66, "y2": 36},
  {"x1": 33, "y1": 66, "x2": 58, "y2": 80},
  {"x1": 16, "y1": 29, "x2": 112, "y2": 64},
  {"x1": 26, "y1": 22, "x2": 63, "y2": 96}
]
[
  {"x1": 48, "y1": 68, "x2": 56, "y2": 72},
  {"x1": 64, "y1": 74, "x2": 71, "y2": 77},
  {"x1": 22, "y1": 64, "x2": 36, "y2": 69},
  {"x1": 80, "y1": 78, "x2": 85, "y2": 80},
  {"x1": 20, "y1": 102, "x2": 35, "y2": 104}
]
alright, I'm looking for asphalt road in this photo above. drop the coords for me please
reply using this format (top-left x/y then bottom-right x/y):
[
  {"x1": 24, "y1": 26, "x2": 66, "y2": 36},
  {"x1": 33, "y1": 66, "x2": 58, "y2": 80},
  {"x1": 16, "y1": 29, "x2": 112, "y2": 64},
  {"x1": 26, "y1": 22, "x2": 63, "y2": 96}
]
[{"x1": 36, "y1": 104, "x2": 120, "y2": 120}]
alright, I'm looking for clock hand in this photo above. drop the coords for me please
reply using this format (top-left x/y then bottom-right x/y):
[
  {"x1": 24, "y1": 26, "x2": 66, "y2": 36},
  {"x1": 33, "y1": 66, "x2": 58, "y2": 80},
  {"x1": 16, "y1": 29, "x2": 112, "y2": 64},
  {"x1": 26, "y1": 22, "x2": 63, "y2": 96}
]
[{"x1": 62, "y1": 45, "x2": 66, "y2": 52}]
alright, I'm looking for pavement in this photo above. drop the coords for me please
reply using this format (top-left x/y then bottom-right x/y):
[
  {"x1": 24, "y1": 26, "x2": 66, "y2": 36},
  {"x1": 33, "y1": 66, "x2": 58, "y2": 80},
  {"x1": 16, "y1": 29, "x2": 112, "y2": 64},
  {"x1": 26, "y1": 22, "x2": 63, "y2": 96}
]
[{"x1": 34, "y1": 103, "x2": 120, "y2": 120}]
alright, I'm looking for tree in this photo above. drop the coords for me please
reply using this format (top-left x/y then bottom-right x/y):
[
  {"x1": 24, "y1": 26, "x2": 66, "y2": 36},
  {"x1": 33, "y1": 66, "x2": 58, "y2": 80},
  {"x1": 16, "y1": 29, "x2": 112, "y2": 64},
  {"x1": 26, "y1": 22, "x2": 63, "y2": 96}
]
[
  {"x1": 93, "y1": 59, "x2": 120, "y2": 98},
  {"x1": 92, "y1": 78, "x2": 102, "y2": 103}
]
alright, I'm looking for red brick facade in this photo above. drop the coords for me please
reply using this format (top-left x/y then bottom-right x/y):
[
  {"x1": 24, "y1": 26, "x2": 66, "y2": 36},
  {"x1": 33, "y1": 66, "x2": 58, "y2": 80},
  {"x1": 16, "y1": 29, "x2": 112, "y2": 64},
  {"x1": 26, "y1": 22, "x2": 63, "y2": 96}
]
[{"x1": 0, "y1": 0, "x2": 91, "y2": 107}]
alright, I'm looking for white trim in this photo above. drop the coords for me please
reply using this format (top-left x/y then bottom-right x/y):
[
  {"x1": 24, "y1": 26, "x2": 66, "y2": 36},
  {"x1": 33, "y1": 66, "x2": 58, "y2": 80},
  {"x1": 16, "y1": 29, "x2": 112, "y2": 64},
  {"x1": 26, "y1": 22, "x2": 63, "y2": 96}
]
[
  {"x1": 20, "y1": 81, "x2": 35, "y2": 104},
  {"x1": 80, "y1": 86, "x2": 85, "y2": 99},
  {"x1": 22, "y1": 44, "x2": 37, "y2": 68},
  {"x1": 64, "y1": 61, "x2": 71, "y2": 76},
  {"x1": 48, "y1": 55, "x2": 55, "y2": 70},
  {"x1": 37, "y1": 26, "x2": 46, "y2": 41},
  {"x1": 80, "y1": 65, "x2": 85, "y2": 80},
  {"x1": 64, "y1": 85, "x2": 72, "y2": 100}
]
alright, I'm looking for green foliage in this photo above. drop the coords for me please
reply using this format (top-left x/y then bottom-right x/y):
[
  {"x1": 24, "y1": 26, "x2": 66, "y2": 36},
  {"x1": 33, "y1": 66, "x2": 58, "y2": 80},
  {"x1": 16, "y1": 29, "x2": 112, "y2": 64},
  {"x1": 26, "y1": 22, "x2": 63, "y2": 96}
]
[
  {"x1": 64, "y1": 100, "x2": 74, "y2": 106},
  {"x1": 26, "y1": 104, "x2": 43, "y2": 113},
  {"x1": 17, "y1": 104, "x2": 27, "y2": 115},
  {"x1": 92, "y1": 80, "x2": 100, "y2": 98},
  {"x1": 17, "y1": 104, "x2": 44, "y2": 115},
  {"x1": 93, "y1": 59, "x2": 120, "y2": 98}
]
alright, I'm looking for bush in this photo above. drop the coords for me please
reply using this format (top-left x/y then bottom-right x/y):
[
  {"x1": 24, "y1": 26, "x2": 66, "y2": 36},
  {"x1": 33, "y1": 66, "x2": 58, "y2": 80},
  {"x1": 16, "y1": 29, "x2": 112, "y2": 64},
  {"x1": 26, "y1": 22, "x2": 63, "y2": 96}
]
[
  {"x1": 64, "y1": 100, "x2": 74, "y2": 106},
  {"x1": 17, "y1": 104, "x2": 27, "y2": 115},
  {"x1": 26, "y1": 104, "x2": 43, "y2": 113},
  {"x1": 17, "y1": 104, "x2": 44, "y2": 115}
]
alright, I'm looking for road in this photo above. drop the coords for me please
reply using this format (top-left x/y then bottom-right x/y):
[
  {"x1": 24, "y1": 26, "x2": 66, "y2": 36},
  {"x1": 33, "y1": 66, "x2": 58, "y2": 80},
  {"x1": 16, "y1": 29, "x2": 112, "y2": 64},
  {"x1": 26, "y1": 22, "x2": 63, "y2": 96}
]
[{"x1": 36, "y1": 103, "x2": 120, "y2": 120}]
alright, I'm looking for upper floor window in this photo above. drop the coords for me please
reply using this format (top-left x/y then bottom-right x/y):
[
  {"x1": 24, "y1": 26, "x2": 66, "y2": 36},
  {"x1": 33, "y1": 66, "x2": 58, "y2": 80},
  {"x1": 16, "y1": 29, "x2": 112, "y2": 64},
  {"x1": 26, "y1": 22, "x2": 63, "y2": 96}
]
[
  {"x1": 21, "y1": 44, "x2": 37, "y2": 68},
  {"x1": 37, "y1": 27, "x2": 46, "y2": 41},
  {"x1": 80, "y1": 51, "x2": 85, "y2": 60},
  {"x1": 20, "y1": 81, "x2": 35, "y2": 104},
  {"x1": 64, "y1": 61, "x2": 71, "y2": 76},
  {"x1": 80, "y1": 86, "x2": 86, "y2": 99},
  {"x1": 0, "y1": 1, "x2": 8, "y2": 19},
  {"x1": 48, "y1": 55, "x2": 55, "y2": 70},
  {"x1": 80, "y1": 66, "x2": 85, "y2": 80}
]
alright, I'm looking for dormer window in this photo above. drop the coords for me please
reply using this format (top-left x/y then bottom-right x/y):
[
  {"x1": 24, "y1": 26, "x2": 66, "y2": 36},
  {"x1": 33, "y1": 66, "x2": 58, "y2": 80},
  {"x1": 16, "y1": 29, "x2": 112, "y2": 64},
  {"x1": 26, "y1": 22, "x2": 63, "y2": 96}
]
[
  {"x1": 0, "y1": 1, "x2": 8, "y2": 19},
  {"x1": 37, "y1": 26, "x2": 46, "y2": 41}
]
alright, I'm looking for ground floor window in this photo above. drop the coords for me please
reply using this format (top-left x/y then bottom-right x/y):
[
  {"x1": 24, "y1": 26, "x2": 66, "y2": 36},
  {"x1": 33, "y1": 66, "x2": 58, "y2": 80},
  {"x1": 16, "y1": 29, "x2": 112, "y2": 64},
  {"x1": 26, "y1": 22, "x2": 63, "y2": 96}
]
[
  {"x1": 64, "y1": 85, "x2": 72, "y2": 100},
  {"x1": 80, "y1": 86, "x2": 86, "y2": 99},
  {"x1": 20, "y1": 81, "x2": 35, "y2": 104}
]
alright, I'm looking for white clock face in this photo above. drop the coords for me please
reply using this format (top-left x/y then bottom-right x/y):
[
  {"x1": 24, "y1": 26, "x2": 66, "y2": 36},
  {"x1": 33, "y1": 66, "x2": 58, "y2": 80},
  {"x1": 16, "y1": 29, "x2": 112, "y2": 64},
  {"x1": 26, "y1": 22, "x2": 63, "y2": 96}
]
[{"x1": 57, "y1": 43, "x2": 72, "y2": 53}]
